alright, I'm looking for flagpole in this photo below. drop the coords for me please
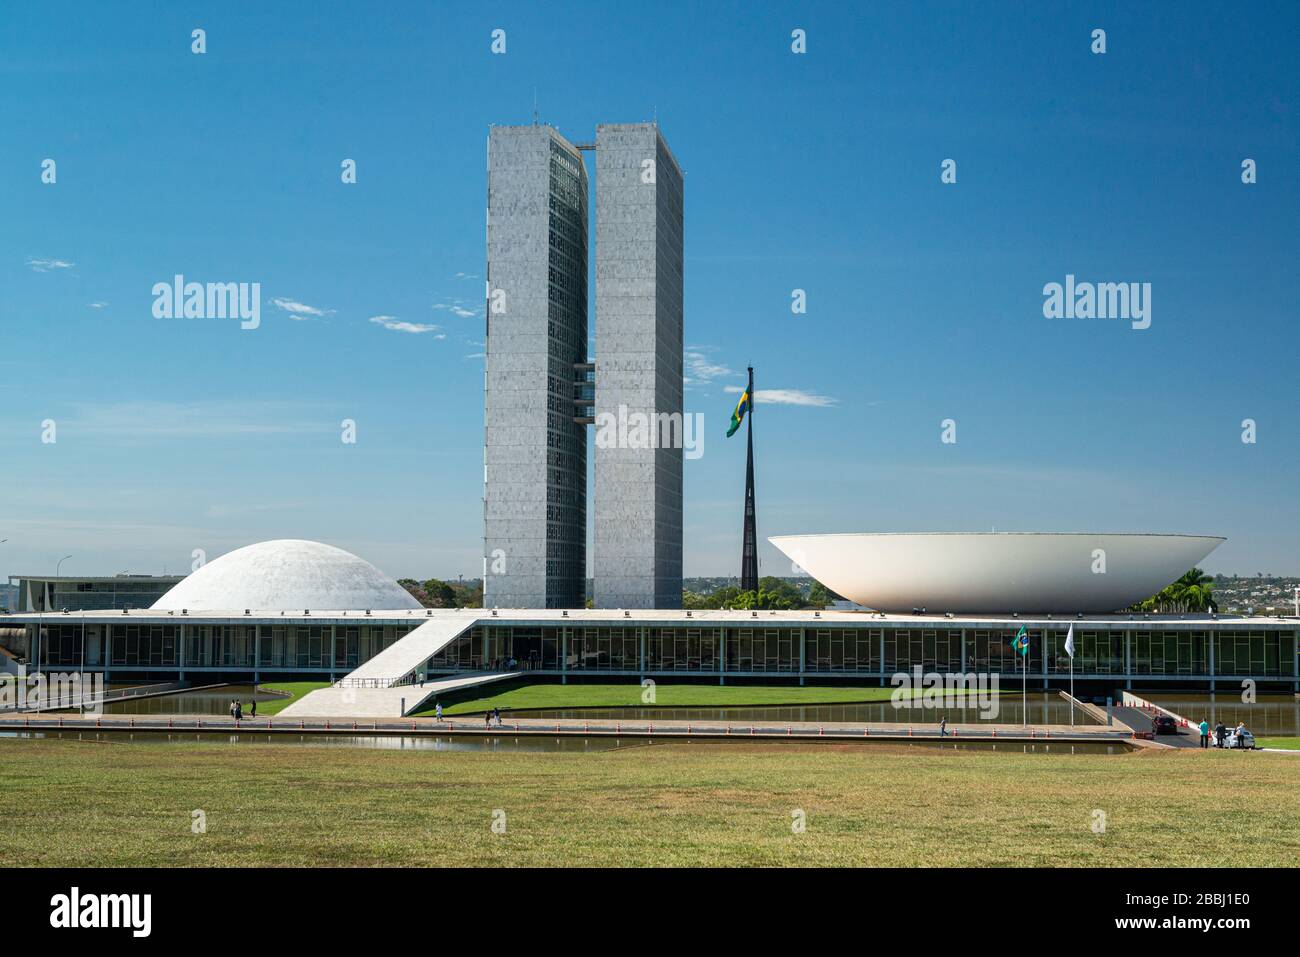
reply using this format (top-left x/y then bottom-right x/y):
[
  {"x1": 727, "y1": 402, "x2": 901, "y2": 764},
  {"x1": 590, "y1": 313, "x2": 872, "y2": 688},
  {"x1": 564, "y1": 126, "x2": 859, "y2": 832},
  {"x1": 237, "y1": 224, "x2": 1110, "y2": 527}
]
[
  {"x1": 1070, "y1": 654, "x2": 1075, "y2": 727},
  {"x1": 1022, "y1": 642, "x2": 1026, "y2": 727}
]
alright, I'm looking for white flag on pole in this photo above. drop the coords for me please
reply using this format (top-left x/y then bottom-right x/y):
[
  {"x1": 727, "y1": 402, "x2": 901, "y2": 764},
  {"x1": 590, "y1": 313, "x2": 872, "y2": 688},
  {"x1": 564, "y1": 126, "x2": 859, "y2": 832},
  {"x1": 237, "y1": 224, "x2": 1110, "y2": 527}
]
[{"x1": 1064, "y1": 623, "x2": 1075, "y2": 659}]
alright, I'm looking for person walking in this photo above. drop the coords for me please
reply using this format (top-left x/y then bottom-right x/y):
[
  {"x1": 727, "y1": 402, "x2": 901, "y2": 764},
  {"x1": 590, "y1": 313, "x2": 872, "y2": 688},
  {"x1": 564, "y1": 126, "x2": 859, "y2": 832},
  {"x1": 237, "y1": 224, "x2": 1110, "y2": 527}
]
[
  {"x1": 1198, "y1": 718, "x2": 1209, "y2": 748},
  {"x1": 250, "y1": 699, "x2": 257, "y2": 719},
  {"x1": 485, "y1": 711, "x2": 492, "y2": 728},
  {"x1": 493, "y1": 706, "x2": 501, "y2": 727},
  {"x1": 1214, "y1": 721, "x2": 1227, "y2": 748},
  {"x1": 939, "y1": 715, "x2": 947, "y2": 738},
  {"x1": 435, "y1": 701, "x2": 443, "y2": 722}
]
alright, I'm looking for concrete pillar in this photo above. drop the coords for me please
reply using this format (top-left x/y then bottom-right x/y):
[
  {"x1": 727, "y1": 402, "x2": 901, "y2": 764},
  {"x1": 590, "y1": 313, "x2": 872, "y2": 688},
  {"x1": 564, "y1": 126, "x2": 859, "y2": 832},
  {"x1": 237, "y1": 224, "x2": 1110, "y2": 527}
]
[
  {"x1": 561, "y1": 627, "x2": 567, "y2": 685},
  {"x1": 1208, "y1": 628, "x2": 1215, "y2": 691},
  {"x1": 798, "y1": 628, "x2": 805, "y2": 686},
  {"x1": 719, "y1": 627, "x2": 725, "y2": 685}
]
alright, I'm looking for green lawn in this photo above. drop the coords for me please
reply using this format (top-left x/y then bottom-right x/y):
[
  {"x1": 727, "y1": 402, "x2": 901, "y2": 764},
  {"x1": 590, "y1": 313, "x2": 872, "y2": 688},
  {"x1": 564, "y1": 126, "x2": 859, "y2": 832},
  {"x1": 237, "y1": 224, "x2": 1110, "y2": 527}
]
[
  {"x1": 254, "y1": 682, "x2": 329, "y2": 716},
  {"x1": 2, "y1": 737, "x2": 1298, "y2": 866},
  {"x1": 415, "y1": 682, "x2": 941, "y2": 717},
  {"x1": 1259, "y1": 737, "x2": 1300, "y2": 750}
]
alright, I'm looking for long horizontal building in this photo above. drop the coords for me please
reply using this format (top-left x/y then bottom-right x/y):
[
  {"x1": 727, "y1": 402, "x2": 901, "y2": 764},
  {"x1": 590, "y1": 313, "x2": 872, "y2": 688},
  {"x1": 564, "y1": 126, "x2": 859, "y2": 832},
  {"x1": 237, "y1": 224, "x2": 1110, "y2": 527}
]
[
  {"x1": 7, "y1": 574, "x2": 184, "y2": 613},
  {"x1": 4, "y1": 542, "x2": 1295, "y2": 709},
  {"x1": 4, "y1": 606, "x2": 1297, "y2": 691}
]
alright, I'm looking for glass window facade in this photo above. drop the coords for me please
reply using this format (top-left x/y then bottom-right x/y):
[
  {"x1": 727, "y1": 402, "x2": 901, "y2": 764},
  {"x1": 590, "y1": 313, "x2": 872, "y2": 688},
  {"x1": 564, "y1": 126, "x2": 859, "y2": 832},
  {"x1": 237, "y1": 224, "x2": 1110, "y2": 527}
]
[{"x1": 20, "y1": 620, "x2": 1299, "y2": 681}]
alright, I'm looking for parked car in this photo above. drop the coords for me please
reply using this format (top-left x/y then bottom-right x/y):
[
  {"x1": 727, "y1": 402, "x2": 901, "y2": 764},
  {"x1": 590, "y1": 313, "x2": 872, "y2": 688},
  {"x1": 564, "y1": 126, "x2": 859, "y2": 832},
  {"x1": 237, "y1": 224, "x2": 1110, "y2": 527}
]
[
  {"x1": 1222, "y1": 727, "x2": 1256, "y2": 750},
  {"x1": 1152, "y1": 714, "x2": 1178, "y2": 735}
]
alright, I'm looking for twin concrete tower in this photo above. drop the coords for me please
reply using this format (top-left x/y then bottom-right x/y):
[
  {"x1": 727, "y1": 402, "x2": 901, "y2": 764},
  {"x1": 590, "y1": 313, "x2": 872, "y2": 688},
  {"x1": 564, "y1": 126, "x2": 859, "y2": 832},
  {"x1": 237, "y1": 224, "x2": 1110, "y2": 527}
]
[{"x1": 483, "y1": 122, "x2": 684, "y2": 609}]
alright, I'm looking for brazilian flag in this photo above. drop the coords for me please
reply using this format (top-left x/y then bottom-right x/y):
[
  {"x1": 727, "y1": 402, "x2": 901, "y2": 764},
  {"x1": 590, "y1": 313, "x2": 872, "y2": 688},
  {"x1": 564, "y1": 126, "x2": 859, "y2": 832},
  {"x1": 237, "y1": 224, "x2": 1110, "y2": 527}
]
[
  {"x1": 726, "y1": 389, "x2": 751, "y2": 438},
  {"x1": 1010, "y1": 625, "x2": 1029, "y2": 656}
]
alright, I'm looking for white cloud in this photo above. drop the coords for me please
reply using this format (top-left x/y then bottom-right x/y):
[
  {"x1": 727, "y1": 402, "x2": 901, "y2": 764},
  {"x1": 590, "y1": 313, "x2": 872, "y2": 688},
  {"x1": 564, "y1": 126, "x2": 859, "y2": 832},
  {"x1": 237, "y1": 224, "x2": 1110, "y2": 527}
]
[
  {"x1": 454, "y1": 271, "x2": 478, "y2": 280},
  {"x1": 432, "y1": 300, "x2": 479, "y2": 318},
  {"x1": 64, "y1": 400, "x2": 335, "y2": 440},
  {"x1": 369, "y1": 315, "x2": 442, "y2": 335},
  {"x1": 723, "y1": 385, "x2": 838, "y2": 407},
  {"x1": 270, "y1": 297, "x2": 333, "y2": 319},
  {"x1": 26, "y1": 258, "x2": 75, "y2": 272},
  {"x1": 86, "y1": 301, "x2": 108, "y2": 309},
  {"x1": 684, "y1": 347, "x2": 735, "y2": 387}
]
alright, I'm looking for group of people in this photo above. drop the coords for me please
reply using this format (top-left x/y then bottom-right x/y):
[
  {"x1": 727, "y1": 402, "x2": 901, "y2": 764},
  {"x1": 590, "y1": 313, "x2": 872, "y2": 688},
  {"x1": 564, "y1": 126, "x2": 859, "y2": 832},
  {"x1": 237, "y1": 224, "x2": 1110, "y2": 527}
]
[
  {"x1": 1197, "y1": 718, "x2": 1246, "y2": 748},
  {"x1": 228, "y1": 699, "x2": 255, "y2": 720},
  {"x1": 430, "y1": 701, "x2": 504, "y2": 727}
]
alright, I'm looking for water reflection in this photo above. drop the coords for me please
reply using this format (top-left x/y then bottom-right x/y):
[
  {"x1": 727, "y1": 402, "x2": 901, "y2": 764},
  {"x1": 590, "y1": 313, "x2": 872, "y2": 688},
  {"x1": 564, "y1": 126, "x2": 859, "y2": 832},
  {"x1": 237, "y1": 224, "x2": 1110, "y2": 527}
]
[
  {"x1": 509, "y1": 692, "x2": 1100, "y2": 726},
  {"x1": 96, "y1": 685, "x2": 279, "y2": 716},
  {"x1": 1144, "y1": 692, "x2": 1300, "y2": 736},
  {"x1": 0, "y1": 730, "x2": 648, "y2": 752},
  {"x1": 0, "y1": 729, "x2": 1127, "y2": 754}
]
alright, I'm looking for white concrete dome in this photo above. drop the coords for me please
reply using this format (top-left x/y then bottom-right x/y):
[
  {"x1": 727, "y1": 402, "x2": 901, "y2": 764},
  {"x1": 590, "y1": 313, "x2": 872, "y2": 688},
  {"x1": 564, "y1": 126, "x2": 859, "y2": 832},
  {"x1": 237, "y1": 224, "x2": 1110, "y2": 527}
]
[
  {"x1": 770, "y1": 532, "x2": 1225, "y2": 614},
  {"x1": 151, "y1": 540, "x2": 422, "y2": 611}
]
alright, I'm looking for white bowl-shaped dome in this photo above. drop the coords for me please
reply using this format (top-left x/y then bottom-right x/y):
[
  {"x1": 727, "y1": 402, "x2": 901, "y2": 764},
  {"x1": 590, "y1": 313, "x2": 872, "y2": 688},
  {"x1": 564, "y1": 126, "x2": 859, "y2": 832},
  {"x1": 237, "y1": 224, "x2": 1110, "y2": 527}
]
[
  {"x1": 151, "y1": 540, "x2": 422, "y2": 611},
  {"x1": 770, "y1": 532, "x2": 1225, "y2": 614}
]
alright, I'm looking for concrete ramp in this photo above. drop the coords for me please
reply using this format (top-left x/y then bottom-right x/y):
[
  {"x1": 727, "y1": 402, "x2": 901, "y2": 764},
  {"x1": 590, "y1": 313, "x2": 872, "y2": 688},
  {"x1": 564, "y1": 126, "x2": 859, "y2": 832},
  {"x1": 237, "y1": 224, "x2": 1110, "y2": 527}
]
[
  {"x1": 281, "y1": 670, "x2": 516, "y2": 718},
  {"x1": 338, "y1": 613, "x2": 481, "y2": 688}
]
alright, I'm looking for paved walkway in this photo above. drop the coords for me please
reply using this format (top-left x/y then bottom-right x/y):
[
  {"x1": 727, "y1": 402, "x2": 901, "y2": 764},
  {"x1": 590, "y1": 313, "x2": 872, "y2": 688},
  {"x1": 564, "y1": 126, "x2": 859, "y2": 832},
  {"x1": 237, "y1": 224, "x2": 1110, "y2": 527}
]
[
  {"x1": 0, "y1": 710, "x2": 1142, "y2": 744},
  {"x1": 279, "y1": 671, "x2": 515, "y2": 718}
]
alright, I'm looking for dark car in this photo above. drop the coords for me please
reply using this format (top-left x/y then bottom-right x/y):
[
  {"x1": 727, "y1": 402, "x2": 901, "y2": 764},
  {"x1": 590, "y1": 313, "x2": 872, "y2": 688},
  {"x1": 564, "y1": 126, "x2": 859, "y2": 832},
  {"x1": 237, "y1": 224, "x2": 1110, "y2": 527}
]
[{"x1": 1152, "y1": 714, "x2": 1178, "y2": 735}]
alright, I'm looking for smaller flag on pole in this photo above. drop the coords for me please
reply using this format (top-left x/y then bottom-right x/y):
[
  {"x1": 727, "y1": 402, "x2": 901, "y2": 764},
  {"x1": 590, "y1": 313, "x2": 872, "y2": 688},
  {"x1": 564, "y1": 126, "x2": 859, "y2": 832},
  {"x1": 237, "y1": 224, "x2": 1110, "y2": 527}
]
[
  {"x1": 1064, "y1": 623, "x2": 1075, "y2": 659},
  {"x1": 1011, "y1": 624, "x2": 1029, "y2": 656},
  {"x1": 726, "y1": 388, "x2": 751, "y2": 438}
]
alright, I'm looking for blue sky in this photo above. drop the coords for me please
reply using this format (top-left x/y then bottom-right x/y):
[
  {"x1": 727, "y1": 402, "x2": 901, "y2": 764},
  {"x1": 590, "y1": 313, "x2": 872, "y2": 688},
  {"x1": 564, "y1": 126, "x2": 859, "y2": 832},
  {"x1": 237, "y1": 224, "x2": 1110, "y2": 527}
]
[{"x1": 2, "y1": 0, "x2": 1298, "y2": 582}]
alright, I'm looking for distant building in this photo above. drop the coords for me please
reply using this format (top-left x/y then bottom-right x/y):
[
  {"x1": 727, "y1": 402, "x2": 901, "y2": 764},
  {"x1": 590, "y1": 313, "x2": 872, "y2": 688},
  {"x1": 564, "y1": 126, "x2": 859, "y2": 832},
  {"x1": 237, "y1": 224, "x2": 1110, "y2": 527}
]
[{"x1": 8, "y1": 574, "x2": 184, "y2": 612}]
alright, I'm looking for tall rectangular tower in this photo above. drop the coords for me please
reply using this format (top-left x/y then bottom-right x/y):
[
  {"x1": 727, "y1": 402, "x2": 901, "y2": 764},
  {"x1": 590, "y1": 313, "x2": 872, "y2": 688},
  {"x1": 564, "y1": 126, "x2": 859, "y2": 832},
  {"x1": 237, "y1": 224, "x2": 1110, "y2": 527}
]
[
  {"x1": 592, "y1": 123, "x2": 685, "y2": 609},
  {"x1": 484, "y1": 125, "x2": 589, "y2": 608}
]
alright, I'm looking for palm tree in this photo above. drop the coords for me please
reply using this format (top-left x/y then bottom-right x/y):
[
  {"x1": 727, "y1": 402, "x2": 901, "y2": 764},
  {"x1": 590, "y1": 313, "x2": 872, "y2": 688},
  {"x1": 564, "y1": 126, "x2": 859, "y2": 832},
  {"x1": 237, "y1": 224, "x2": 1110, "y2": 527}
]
[{"x1": 1129, "y1": 567, "x2": 1217, "y2": 613}]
